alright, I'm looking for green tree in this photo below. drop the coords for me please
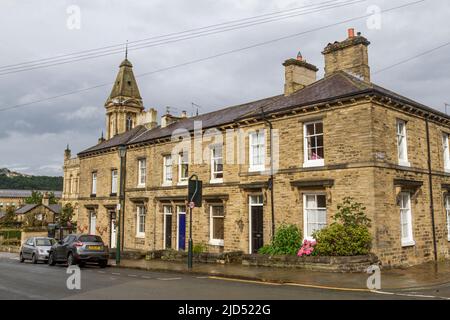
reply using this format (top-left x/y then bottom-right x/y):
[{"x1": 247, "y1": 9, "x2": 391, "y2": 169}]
[
  {"x1": 59, "y1": 203, "x2": 74, "y2": 226},
  {"x1": 0, "y1": 206, "x2": 18, "y2": 228},
  {"x1": 25, "y1": 191, "x2": 57, "y2": 205}
]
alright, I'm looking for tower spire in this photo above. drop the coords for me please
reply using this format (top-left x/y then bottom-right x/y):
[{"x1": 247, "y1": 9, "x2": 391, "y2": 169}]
[{"x1": 125, "y1": 40, "x2": 128, "y2": 59}]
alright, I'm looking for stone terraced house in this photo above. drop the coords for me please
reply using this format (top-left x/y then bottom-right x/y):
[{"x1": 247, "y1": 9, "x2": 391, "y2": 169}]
[{"x1": 62, "y1": 29, "x2": 450, "y2": 267}]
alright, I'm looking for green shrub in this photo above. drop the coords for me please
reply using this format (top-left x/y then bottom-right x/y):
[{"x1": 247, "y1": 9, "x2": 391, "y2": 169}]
[
  {"x1": 258, "y1": 224, "x2": 302, "y2": 255},
  {"x1": 0, "y1": 238, "x2": 21, "y2": 246},
  {"x1": 334, "y1": 197, "x2": 371, "y2": 227},
  {"x1": 312, "y1": 224, "x2": 372, "y2": 256},
  {"x1": 193, "y1": 243, "x2": 207, "y2": 254},
  {"x1": 0, "y1": 229, "x2": 21, "y2": 240}
]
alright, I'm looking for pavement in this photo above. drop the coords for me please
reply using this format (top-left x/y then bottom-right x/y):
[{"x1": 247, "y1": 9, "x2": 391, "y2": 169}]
[
  {"x1": 0, "y1": 251, "x2": 445, "y2": 300},
  {"x1": 1, "y1": 252, "x2": 450, "y2": 300},
  {"x1": 112, "y1": 256, "x2": 450, "y2": 291}
]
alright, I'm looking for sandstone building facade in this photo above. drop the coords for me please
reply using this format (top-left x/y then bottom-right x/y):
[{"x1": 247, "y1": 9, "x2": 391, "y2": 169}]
[{"x1": 62, "y1": 29, "x2": 450, "y2": 267}]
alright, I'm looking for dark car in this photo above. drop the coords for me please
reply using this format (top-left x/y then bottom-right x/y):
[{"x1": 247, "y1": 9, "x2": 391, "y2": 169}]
[{"x1": 48, "y1": 234, "x2": 109, "y2": 268}]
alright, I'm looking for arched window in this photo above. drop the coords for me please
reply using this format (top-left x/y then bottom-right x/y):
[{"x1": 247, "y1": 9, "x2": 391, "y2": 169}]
[{"x1": 126, "y1": 113, "x2": 133, "y2": 131}]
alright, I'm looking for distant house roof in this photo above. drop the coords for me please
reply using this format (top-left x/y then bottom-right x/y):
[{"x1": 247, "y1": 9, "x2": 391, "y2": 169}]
[
  {"x1": 0, "y1": 189, "x2": 62, "y2": 199},
  {"x1": 15, "y1": 204, "x2": 38, "y2": 214},
  {"x1": 46, "y1": 204, "x2": 62, "y2": 214},
  {"x1": 14, "y1": 203, "x2": 62, "y2": 215},
  {"x1": 78, "y1": 71, "x2": 450, "y2": 157}
]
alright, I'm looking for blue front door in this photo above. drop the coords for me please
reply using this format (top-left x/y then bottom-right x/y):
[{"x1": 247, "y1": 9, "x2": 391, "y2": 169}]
[{"x1": 178, "y1": 213, "x2": 186, "y2": 251}]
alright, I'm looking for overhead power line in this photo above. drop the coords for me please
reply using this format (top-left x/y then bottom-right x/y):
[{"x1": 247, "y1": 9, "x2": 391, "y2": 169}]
[
  {"x1": 0, "y1": 0, "x2": 344, "y2": 70},
  {"x1": 0, "y1": 0, "x2": 427, "y2": 113},
  {"x1": 0, "y1": 0, "x2": 366, "y2": 76}
]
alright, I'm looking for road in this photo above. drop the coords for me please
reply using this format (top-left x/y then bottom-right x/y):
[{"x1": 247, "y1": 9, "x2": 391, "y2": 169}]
[{"x1": 0, "y1": 252, "x2": 448, "y2": 300}]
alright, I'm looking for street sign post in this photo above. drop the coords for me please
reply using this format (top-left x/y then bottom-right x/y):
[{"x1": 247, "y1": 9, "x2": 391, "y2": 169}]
[{"x1": 187, "y1": 174, "x2": 202, "y2": 269}]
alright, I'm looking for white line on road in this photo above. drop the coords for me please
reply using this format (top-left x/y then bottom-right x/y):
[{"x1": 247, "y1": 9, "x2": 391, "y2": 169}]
[
  {"x1": 141, "y1": 276, "x2": 152, "y2": 279},
  {"x1": 157, "y1": 277, "x2": 182, "y2": 281},
  {"x1": 128, "y1": 274, "x2": 138, "y2": 277},
  {"x1": 111, "y1": 272, "x2": 121, "y2": 275},
  {"x1": 372, "y1": 290, "x2": 450, "y2": 300}
]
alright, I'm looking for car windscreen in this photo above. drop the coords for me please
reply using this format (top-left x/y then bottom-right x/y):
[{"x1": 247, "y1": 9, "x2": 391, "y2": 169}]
[
  {"x1": 79, "y1": 235, "x2": 103, "y2": 243},
  {"x1": 35, "y1": 239, "x2": 54, "y2": 246}
]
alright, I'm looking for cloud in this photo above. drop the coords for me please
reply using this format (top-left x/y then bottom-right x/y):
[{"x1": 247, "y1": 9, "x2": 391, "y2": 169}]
[{"x1": 0, "y1": 0, "x2": 449, "y2": 175}]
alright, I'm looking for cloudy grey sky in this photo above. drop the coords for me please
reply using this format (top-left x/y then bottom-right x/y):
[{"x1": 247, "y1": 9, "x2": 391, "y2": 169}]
[{"x1": 0, "y1": 0, "x2": 449, "y2": 176}]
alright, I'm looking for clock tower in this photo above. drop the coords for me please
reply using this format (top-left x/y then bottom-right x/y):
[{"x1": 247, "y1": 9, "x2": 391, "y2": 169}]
[{"x1": 105, "y1": 57, "x2": 144, "y2": 139}]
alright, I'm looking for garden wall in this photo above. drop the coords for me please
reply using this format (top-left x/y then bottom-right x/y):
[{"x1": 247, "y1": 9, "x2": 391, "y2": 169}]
[{"x1": 141, "y1": 249, "x2": 379, "y2": 273}]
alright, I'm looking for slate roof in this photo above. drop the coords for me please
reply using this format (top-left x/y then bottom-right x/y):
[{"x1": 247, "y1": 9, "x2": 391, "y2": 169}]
[
  {"x1": 14, "y1": 203, "x2": 62, "y2": 215},
  {"x1": 0, "y1": 189, "x2": 62, "y2": 198},
  {"x1": 78, "y1": 71, "x2": 450, "y2": 156},
  {"x1": 15, "y1": 204, "x2": 38, "y2": 214}
]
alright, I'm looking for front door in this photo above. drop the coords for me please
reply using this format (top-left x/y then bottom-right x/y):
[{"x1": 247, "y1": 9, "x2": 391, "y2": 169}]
[
  {"x1": 249, "y1": 195, "x2": 264, "y2": 253},
  {"x1": 177, "y1": 206, "x2": 186, "y2": 251},
  {"x1": 110, "y1": 218, "x2": 117, "y2": 249},
  {"x1": 251, "y1": 206, "x2": 264, "y2": 253},
  {"x1": 165, "y1": 214, "x2": 172, "y2": 249}
]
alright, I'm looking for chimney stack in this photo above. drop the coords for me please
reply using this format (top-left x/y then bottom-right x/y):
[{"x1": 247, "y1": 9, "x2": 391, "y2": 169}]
[
  {"x1": 283, "y1": 51, "x2": 318, "y2": 96},
  {"x1": 137, "y1": 108, "x2": 158, "y2": 129},
  {"x1": 42, "y1": 192, "x2": 50, "y2": 207},
  {"x1": 322, "y1": 28, "x2": 371, "y2": 82}
]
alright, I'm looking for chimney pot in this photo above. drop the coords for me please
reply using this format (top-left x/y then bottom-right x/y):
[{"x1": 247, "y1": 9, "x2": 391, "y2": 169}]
[{"x1": 348, "y1": 28, "x2": 355, "y2": 38}]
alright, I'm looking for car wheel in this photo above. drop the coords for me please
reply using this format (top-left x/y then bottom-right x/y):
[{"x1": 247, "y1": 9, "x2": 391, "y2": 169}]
[
  {"x1": 67, "y1": 253, "x2": 75, "y2": 266},
  {"x1": 19, "y1": 252, "x2": 25, "y2": 263},
  {"x1": 99, "y1": 260, "x2": 108, "y2": 268},
  {"x1": 31, "y1": 254, "x2": 38, "y2": 264},
  {"x1": 48, "y1": 252, "x2": 56, "y2": 266}
]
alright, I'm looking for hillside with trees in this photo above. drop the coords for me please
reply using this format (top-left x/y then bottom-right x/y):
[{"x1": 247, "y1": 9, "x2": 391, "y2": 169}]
[{"x1": 0, "y1": 168, "x2": 63, "y2": 191}]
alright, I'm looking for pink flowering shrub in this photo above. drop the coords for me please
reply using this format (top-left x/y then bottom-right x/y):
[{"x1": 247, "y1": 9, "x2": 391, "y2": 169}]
[{"x1": 297, "y1": 239, "x2": 316, "y2": 257}]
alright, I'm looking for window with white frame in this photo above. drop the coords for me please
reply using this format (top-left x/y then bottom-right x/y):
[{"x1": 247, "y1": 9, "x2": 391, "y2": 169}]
[
  {"x1": 210, "y1": 205, "x2": 224, "y2": 246},
  {"x1": 210, "y1": 145, "x2": 223, "y2": 182},
  {"x1": 91, "y1": 172, "x2": 97, "y2": 195},
  {"x1": 397, "y1": 120, "x2": 410, "y2": 166},
  {"x1": 136, "y1": 205, "x2": 146, "y2": 238},
  {"x1": 303, "y1": 121, "x2": 324, "y2": 167},
  {"x1": 303, "y1": 194, "x2": 327, "y2": 240},
  {"x1": 111, "y1": 169, "x2": 118, "y2": 194},
  {"x1": 400, "y1": 192, "x2": 415, "y2": 246},
  {"x1": 163, "y1": 155, "x2": 173, "y2": 185},
  {"x1": 178, "y1": 151, "x2": 189, "y2": 183},
  {"x1": 138, "y1": 159, "x2": 146, "y2": 187},
  {"x1": 445, "y1": 196, "x2": 450, "y2": 241},
  {"x1": 89, "y1": 211, "x2": 96, "y2": 235},
  {"x1": 443, "y1": 133, "x2": 450, "y2": 172},
  {"x1": 249, "y1": 131, "x2": 265, "y2": 172}
]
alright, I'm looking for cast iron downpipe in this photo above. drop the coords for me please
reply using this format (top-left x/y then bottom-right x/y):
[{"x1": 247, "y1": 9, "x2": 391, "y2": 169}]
[
  {"x1": 261, "y1": 107, "x2": 276, "y2": 241},
  {"x1": 425, "y1": 116, "x2": 438, "y2": 262}
]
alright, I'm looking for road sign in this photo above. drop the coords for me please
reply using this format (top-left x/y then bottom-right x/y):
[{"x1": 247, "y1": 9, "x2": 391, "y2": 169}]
[{"x1": 188, "y1": 178, "x2": 202, "y2": 207}]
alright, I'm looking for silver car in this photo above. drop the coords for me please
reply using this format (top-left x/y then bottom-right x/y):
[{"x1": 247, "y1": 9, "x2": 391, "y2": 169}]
[{"x1": 20, "y1": 237, "x2": 55, "y2": 264}]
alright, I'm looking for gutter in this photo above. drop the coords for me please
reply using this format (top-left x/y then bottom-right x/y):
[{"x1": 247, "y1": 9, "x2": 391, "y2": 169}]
[
  {"x1": 261, "y1": 107, "x2": 276, "y2": 241},
  {"x1": 425, "y1": 117, "x2": 438, "y2": 262}
]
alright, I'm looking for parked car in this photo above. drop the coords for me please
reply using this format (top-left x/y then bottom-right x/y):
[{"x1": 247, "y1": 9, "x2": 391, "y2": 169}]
[
  {"x1": 20, "y1": 237, "x2": 55, "y2": 264},
  {"x1": 48, "y1": 234, "x2": 109, "y2": 268}
]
